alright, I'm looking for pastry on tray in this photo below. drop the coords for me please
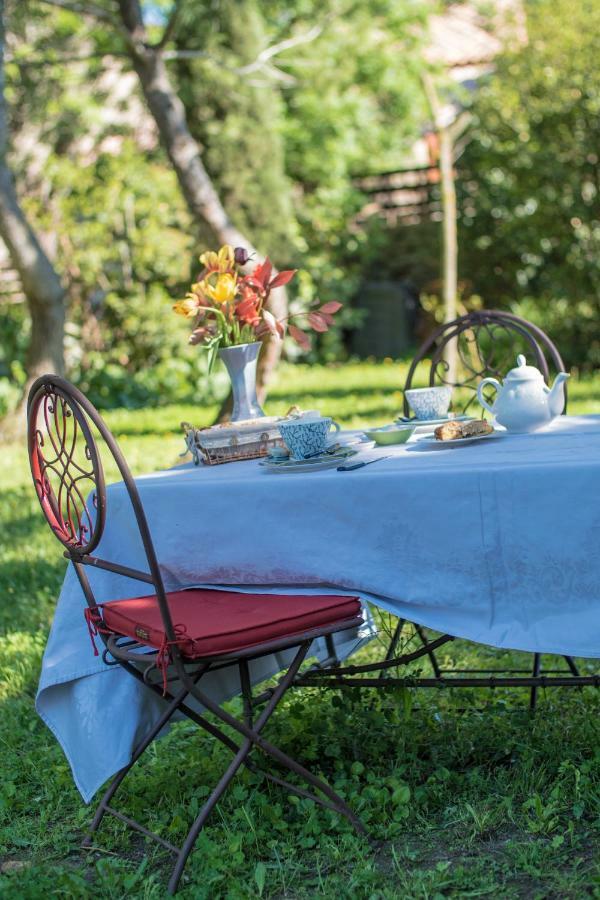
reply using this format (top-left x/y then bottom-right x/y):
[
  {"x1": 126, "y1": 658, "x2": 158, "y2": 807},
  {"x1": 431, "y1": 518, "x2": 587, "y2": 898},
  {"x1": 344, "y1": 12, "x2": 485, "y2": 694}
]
[{"x1": 434, "y1": 419, "x2": 493, "y2": 441}]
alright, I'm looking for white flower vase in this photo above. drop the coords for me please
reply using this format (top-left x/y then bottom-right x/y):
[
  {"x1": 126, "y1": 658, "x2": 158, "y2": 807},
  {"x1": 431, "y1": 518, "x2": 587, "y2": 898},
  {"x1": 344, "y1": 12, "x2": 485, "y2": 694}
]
[{"x1": 218, "y1": 341, "x2": 265, "y2": 422}]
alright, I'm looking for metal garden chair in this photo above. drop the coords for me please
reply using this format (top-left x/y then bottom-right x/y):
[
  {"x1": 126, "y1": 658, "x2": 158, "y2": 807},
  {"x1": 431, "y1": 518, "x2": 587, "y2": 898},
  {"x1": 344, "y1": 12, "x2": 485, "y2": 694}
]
[
  {"x1": 27, "y1": 374, "x2": 365, "y2": 894},
  {"x1": 403, "y1": 309, "x2": 567, "y2": 417}
]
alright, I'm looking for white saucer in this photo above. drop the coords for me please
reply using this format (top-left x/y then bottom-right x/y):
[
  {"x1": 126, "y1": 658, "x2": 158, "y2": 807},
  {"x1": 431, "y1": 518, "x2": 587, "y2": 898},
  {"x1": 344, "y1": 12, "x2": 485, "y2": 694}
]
[{"x1": 260, "y1": 448, "x2": 357, "y2": 473}]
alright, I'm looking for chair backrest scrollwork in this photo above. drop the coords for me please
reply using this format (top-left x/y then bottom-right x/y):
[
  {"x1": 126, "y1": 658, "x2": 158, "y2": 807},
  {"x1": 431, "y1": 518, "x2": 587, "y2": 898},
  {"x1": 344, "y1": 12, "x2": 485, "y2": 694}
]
[
  {"x1": 403, "y1": 310, "x2": 566, "y2": 416},
  {"x1": 28, "y1": 379, "x2": 106, "y2": 553},
  {"x1": 27, "y1": 375, "x2": 179, "y2": 649}
]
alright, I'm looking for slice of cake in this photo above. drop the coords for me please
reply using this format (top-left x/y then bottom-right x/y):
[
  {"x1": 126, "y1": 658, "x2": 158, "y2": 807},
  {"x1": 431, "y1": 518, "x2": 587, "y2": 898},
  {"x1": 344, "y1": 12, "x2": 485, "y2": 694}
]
[
  {"x1": 434, "y1": 419, "x2": 493, "y2": 441},
  {"x1": 434, "y1": 420, "x2": 463, "y2": 441}
]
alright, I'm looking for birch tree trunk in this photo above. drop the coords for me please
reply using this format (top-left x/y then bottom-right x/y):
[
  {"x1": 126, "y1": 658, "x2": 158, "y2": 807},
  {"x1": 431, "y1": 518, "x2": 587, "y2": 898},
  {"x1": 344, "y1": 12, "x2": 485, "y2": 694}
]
[
  {"x1": 117, "y1": 0, "x2": 286, "y2": 406},
  {"x1": 0, "y1": 0, "x2": 66, "y2": 436}
]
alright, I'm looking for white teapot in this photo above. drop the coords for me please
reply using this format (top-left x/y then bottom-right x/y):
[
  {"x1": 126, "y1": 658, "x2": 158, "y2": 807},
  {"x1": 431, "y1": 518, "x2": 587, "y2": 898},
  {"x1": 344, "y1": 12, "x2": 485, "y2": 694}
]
[{"x1": 477, "y1": 354, "x2": 570, "y2": 433}]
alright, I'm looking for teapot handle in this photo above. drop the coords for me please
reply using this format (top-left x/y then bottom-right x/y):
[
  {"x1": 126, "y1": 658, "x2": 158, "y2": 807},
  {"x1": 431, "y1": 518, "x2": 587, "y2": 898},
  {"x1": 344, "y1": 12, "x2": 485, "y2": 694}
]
[{"x1": 477, "y1": 377, "x2": 501, "y2": 416}]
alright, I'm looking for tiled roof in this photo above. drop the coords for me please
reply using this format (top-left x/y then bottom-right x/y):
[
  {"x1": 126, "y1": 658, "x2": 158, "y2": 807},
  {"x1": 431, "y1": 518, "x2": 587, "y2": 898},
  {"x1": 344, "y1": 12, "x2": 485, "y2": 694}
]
[{"x1": 425, "y1": 0, "x2": 525, "y2": 69}]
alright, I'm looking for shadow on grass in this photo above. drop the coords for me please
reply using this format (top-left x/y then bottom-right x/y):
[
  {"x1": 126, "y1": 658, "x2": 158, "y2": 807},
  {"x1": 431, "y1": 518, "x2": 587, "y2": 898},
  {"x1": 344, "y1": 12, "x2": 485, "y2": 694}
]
[
  {"x1": 0, "y1": 555, "x2": 67, "y2": 634},
  {"x1": 0, "y1": 488, "x2": 48, "y2": 543}
]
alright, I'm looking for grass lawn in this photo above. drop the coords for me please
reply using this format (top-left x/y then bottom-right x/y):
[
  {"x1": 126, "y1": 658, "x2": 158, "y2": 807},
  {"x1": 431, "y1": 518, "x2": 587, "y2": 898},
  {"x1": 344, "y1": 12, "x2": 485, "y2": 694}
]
[{"x1": 2, "y1": 359, "x2": 600, "y2": 898}]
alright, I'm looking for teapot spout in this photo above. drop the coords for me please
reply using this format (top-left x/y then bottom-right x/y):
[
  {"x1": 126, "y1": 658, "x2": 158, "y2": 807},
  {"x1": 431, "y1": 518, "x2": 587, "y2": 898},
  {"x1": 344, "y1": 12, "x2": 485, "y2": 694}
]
[{"x1": 547, "y1": 372, "x2": 570, "y2": 417}]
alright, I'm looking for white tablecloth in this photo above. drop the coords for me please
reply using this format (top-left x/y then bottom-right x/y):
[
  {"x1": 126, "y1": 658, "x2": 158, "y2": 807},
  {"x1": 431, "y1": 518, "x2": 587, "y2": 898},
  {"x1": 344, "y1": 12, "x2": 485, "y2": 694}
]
[{"x1": 37, "y1": 414, "x2": 600, "y2": 801}]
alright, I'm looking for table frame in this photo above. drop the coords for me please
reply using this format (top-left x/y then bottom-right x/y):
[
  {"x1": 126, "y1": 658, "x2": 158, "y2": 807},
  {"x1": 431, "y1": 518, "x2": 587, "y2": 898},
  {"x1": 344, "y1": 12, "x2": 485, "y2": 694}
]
[{"x1": 291, "y1": 621, "x2": 600, "y2": 711}]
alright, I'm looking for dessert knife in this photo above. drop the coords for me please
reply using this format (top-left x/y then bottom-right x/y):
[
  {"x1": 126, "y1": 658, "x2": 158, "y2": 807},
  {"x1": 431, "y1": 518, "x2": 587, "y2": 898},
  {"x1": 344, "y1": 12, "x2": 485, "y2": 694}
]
[{"x1": 337, "y1": 454, "x2": 391, "y2": 472}]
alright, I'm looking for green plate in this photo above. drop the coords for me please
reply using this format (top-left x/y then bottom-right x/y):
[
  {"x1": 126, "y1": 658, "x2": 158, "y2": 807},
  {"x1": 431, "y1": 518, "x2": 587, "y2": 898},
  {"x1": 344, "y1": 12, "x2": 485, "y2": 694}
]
[{"x1": 364, "y1": 425, "x2": 415, "y2": 446}]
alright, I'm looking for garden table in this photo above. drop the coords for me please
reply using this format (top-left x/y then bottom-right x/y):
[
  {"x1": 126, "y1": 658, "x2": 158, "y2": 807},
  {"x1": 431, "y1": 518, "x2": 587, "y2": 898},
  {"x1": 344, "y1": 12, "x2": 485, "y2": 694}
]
[{"x1": 37, "y1": 414, "x2": 600, "y2": 802}]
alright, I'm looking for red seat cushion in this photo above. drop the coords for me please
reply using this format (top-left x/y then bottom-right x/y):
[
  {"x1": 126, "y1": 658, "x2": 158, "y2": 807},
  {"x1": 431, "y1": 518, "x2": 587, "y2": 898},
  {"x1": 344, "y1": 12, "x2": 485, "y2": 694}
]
[{"x1": 101, "y1": 588, "x2": 361, "y2": 658}]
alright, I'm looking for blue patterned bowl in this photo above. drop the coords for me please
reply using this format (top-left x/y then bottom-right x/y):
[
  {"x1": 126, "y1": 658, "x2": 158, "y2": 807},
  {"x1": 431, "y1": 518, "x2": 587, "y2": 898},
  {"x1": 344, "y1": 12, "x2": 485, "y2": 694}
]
[
  {"x1": 279, "y1": 417, "x2": 341, "y2": 460},
  {"x1": 404, "y1": 386, "x2": 452, "y2": 421}
]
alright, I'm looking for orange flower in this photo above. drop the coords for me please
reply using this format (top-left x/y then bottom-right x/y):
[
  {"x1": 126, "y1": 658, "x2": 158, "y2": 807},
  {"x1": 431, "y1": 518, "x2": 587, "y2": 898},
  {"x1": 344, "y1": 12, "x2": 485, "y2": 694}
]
[
  {"x1": 235, "y1": 291, "x2": 261, "y2": 326},
  {"x1": 173, "y1": 296, "x2": 200, "y2": 318},
  {"x1": 199, "y1": 244, "x2": 235, "y2": 275},
  {"x1": 199, "y1": 272, "x2": 238, "y2": 305}
]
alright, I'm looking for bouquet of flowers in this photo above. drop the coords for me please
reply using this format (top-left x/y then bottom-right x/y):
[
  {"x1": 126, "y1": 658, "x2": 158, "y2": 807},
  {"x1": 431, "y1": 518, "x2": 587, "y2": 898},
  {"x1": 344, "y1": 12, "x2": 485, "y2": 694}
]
[{"x1": 173, "y1": 245, "x2": 341, "y2": 365}]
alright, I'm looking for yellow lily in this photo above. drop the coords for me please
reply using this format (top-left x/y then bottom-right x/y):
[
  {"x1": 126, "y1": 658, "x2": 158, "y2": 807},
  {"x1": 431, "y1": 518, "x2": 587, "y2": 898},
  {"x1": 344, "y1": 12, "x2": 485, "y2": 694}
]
[
  {"x1": 201, "y1": 272, "x2": 238, "y2": 305},
  {"x1": 199, "y1": 244, "x2": 235, "y2": 274},
  {"x1": 172, "y1": 296, "x2": 200, "y2": 318}
]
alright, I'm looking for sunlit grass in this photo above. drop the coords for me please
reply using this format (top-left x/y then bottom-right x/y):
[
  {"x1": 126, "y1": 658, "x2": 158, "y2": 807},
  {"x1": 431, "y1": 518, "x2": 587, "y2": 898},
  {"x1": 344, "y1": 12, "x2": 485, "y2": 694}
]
[{"x1": 2, "y1": 360, "x2": 600, "y2": 897}]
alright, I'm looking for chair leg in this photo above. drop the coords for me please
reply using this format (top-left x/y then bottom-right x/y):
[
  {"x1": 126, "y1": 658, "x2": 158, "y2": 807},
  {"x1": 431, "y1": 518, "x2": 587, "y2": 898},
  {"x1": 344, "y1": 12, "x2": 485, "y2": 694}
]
[
  {"x1": 201, "y1": 651, "x2": 366, "y2": 834},
  {"x1": 564, "y1": 656, "x2": 580, "y2": 677},
  {"x1": 176, "y1": 698, "x2": 354, "y2": 815},
  {"x1": 415, "y1": 624, "x2": 442, "y2": 678},
  {"x1": 239, "y1": 658, "x2": 254, "y2": 727},
  {"x1": 167, "y1": 731, "x2": 256, "y2": 893},
  {"x1": 529, "y1": 653, "x2": 542, "y2": 711},
  {"x1": 168, "y1": 644, "x2": 365, "y2": 894},
  {"x1": 377, "y1": 618, "x2": 405, "y2": 681},
  {"x1": 82, "y1": 679, "x2": 194, "y2": 847},
  {"x1": 236, "y1": 658, "x2": 364, "y2": 825}
]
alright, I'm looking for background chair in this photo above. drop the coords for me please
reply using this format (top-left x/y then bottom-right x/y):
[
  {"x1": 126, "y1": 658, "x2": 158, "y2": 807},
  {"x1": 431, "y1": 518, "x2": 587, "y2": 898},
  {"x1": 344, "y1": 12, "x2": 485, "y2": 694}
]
[
  {"x1": 27, "y1": 374, "x2": 365, "y2": 894},
  {"x1": 403, "y1": 309, "x2": 567, "y2": 417}
]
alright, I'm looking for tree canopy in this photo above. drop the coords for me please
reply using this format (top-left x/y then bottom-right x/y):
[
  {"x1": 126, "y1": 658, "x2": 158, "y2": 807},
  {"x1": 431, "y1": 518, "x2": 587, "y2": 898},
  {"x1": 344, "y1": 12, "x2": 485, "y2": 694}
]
[
  {"x1": 0, "y1": 0, "x2": 430, "y2": 412},
  {"x1": 458, "y1": 0, "x2": 600, "y2": 368}
]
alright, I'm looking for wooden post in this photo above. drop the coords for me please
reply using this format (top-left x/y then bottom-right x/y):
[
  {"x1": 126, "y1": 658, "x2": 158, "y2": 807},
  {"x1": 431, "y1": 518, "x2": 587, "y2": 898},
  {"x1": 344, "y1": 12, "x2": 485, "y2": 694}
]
[{"x1": 422, "y1": 73, "x2": 458, "y2": 383}]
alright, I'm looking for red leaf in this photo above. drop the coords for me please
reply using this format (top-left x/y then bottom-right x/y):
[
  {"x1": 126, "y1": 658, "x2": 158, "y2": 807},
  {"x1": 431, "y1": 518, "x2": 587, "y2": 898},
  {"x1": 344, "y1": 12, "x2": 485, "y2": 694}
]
[
  {"x1": 241, "y1": 275, "x2": 266, "y2": 294},
  {"x1": 319, "y1": 300, "x2": 342, "y2": 315},
  {"x1": 252, "y1": 257, "x2": 273, "y2": 289},
  {"x1": 319, "y1": 312, "x2": 334, "y2": 326},
  {"x1": 307, "y1": 311, "x2": 329, "y2": 333},
  {"x1": 269, "y1": 269, "x2": 297, "y2": 289},
  {"x1": 288, "y1": 323, "x2": 311, "y2": 351}
]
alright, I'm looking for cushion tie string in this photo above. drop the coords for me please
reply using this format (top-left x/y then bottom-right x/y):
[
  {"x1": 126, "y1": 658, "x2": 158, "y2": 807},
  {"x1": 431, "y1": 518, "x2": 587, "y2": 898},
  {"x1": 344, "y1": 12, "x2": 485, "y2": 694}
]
[
  {"x1": 155, "y1": 623, "x2": 188, "y2": 696},
  {"x1": 84, "y1": 606, "x2": 105, "y2": 657}
]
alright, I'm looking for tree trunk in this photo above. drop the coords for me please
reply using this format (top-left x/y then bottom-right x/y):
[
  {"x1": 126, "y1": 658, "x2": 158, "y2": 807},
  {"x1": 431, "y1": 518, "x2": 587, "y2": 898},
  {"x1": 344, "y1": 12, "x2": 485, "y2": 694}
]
[
  {"x1": 0, "y1": 169, "x2": 66, "y2": 383},
  {"x1": 0, "y1": 0, "x2": 66, "y2": 438},
  {"x1": 117, "y1": 0, "x2": 286, "y2": 409}
]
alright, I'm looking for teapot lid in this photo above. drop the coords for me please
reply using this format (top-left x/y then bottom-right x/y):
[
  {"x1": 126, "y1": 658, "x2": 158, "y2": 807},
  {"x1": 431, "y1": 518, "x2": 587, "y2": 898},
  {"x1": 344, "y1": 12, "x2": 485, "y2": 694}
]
[{"x1": 505, "y1": 354, "x2": 544, "y2": 382}]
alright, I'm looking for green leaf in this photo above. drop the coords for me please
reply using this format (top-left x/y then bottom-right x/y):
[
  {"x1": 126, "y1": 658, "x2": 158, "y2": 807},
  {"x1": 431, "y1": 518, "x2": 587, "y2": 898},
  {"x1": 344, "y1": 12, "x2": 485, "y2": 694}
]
[
  {"x1": 254, "y1": 861, "x2": 266, "y2": 897},
  {"x1": 392, "y1": 784, "x2": 411, "y2": 805}
]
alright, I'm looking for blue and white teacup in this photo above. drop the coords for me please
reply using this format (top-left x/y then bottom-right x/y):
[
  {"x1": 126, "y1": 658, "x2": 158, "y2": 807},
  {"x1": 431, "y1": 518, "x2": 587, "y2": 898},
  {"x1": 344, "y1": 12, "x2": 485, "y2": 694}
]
[
  {"x1": 404, "y1": 386, "x2": 452, "y2": 421},
  {"x1": 279, "y1": 416, "x2": 341, "y2": 461}
]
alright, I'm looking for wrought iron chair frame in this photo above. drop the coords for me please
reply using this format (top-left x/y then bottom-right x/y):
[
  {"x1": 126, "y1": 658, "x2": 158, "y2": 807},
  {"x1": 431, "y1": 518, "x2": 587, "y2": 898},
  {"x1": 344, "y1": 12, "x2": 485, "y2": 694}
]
[
  {"x1": 291, "y1": 313, "x2": 593, "y2": 708},
  {"x1": 403, "y1": 309, "x2": 567, "y2": 417},
  {"x1": 28, "y1": 375, "x2": 365, "y2": 895}
]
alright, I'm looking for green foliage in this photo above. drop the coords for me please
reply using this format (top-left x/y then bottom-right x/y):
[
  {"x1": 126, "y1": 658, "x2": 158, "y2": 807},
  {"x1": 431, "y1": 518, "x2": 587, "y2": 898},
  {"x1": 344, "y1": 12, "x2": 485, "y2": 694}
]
[
  {"x1": 3, "y1": 363, "x2": 600, "y2": 896},
  {"x1": 175, "y1": 0, "x2": 298, "y2": 263},
  {"x1": 273, "y1": 0, "x2": 429, "y2": 358},
  {"x1": 27, "y1": 143, "x2": 222, "y2": 409},
  {"x1": 171, "y1": 0, "x2": 429, "y2": 362},
  {"x1": 2, "y1": 3, "x2": 218, "y2": 411},
  {"x1": 457, "y1": 0, "x2": 600, "y2": 369},
  {"x1": 0, "y1": 0, "x2": 431, "y2": 411}
]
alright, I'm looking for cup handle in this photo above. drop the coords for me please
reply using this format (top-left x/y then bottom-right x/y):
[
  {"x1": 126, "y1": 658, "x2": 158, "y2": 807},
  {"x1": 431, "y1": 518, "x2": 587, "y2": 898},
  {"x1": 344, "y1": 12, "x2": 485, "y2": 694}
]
[
  {"x1": 330, "y1": 420, "x2": 341, "y2": 433},
  {"x1": 477, "y1": 378, "x2": 501, "y2": 416}
]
